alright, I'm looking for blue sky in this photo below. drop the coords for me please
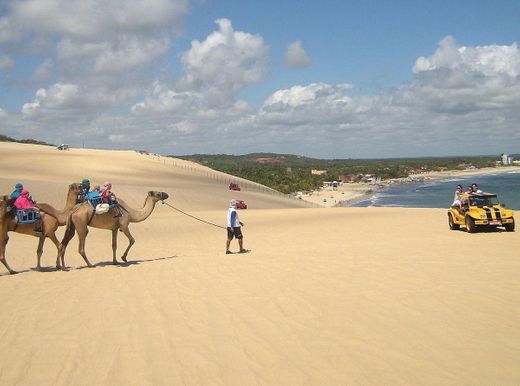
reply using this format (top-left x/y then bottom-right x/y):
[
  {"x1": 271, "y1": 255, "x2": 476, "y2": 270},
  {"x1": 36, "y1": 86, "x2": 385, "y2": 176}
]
[{"x1": 1, "y1": 0, "x2": 520, "y2": 158}]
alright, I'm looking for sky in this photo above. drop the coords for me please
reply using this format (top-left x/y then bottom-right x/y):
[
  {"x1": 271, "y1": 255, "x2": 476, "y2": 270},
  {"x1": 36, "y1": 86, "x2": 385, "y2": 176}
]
[{"x1": 1, "y1": 0, "x2": 520, "y2": 159}]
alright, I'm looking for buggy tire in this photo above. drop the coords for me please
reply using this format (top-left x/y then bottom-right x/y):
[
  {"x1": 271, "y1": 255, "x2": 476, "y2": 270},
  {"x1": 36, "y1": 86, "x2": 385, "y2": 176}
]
[
  {"x1": 505, "y1": 218, "x2": 515, "y2": 232},
  {"x1": 448, "y1": 213, "x2": 460, "y2": 230},
  {"x1": 465, "y1": 216, "x2": 477, "y2": 233}
]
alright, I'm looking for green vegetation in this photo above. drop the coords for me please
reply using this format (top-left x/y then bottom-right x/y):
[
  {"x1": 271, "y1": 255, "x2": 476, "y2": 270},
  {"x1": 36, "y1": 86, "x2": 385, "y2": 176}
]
[
  {"x1": 171, "y1": 153, "x2": 499, "y2": 193},
  {"x1": 0, "y1": 134, "x2": 55, "y2": 147}
]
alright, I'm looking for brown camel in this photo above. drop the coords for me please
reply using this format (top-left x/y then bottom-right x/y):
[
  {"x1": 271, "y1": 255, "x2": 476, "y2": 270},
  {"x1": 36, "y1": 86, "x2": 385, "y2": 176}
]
[
  {"x1": 42, "y1": 190, "x2": 168, "y2": 268},
  {"x1": 0, "y1": 183, "x2": 83, "y2": 274}
]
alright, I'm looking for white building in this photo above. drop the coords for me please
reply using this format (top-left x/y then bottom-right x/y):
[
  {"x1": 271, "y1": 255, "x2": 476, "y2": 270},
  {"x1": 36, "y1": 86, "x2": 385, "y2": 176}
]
[{"x1": 501, "y1": 153, "x2": 513, "y2": 165}]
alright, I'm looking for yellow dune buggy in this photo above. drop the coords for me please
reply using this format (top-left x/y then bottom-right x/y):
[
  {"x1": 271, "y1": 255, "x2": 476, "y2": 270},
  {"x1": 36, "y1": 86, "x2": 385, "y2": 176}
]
[{"x1": 448, "y1": 193, "x2": 515, "y2": 233}]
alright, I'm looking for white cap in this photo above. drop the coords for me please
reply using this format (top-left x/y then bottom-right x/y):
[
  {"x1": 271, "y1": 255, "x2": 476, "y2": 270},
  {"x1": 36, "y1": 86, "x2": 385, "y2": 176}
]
[{"x1": 229, "y1": 199, "x2": 236, "y2": 207}]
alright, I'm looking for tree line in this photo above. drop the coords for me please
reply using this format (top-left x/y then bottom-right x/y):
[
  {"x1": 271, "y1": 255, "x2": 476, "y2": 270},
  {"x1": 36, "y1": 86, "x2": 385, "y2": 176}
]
[{"x1": 171, "y1": 153, "x2": 500, "y2": 194}]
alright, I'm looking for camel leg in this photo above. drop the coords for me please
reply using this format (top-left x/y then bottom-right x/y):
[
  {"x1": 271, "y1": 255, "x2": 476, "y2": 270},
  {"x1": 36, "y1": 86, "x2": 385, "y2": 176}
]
[
  {"x1": 111, "y1": 229, "x2": 118, "y2": 264},
  {"x1": 0, "y1": 234, "x2": 17, "y2": 274},
  {"x1": 76, "y1": 225, "x2": 94, "y2": 268},
  {"x1": 58, "y1": 223, "x2": 77, "y2": 270},
  {"x1": 45, "y1": 232, "x2": 61, "y2": 270},
  {"x1": 119, "y1": 227, "x2": 135, "y2": 263},
  {"x1": 36, "y1": 236, "x2": 45, "y2": 270},
  {"x1": 0, "y1": 256, "x2": 16, "y2": 274}
]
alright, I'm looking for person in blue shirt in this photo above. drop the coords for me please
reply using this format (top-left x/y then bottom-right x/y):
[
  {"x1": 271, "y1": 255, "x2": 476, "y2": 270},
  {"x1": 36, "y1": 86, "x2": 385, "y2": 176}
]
[
  {"x1": 10, "y1": 183, "x2": 23, "y2": 200},
  {"x1": 226, "y1": 199, "x2": 249, "y2": 254}
]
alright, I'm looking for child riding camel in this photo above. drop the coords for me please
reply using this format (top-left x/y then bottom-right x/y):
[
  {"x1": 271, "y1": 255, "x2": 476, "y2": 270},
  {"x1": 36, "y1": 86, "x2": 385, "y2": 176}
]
[
  {"x1": 14, "y1": 189, "x2": 43, "y2": 234},
  {"x1": 100, "y1": 181, "x2": 122, "y2": 217}
]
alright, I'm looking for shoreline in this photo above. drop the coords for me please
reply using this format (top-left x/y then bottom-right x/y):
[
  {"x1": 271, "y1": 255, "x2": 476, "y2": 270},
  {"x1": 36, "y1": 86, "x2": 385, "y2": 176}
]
[{"x1": 298, "y1": 165, "x2": 520, "y2": 208}]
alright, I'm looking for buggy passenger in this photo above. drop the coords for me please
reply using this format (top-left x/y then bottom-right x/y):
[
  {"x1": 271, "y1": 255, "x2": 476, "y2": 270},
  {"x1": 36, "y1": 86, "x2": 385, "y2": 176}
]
[{"x1": 452, "y1": 184, "x2": 463, "y2": 212}]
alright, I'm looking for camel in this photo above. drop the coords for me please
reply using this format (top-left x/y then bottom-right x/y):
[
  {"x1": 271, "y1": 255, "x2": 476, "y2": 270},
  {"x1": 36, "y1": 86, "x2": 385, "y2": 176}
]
[
  {"x1": 42, "y1": 190, "x2": 168, "y2": 268},
  {"x1": 0, "y1": 183, "x2": 83, "y2": 274}
]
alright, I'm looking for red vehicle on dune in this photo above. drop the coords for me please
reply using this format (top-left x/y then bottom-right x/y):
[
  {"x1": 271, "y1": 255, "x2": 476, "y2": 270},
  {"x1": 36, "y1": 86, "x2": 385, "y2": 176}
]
[
  {"x1": 229, "y1": 183, "x2": 241, "y2": 191},
  {"x1": 235, "y1": 200, "x2": 247, "y2": 209}
]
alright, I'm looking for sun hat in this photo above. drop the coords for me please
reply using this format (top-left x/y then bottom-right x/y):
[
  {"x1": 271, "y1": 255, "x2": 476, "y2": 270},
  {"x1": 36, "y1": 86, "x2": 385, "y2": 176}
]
[
  {"x1": 15, "y1": 183, "x2": 23, "y2": 189},
  {"x1": 82, "y1": 178, "x2": 90, "y2": 184},
  {"x1": 229, "y1": 199, "x2": 237, "y2": 207}
]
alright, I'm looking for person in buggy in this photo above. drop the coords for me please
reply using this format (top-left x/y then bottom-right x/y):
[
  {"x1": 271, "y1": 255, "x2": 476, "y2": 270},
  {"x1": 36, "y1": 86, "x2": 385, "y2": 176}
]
[
  {"x1": 451, "y1": 184, "x2": 464, "y2": 213},
  {"x1": 14, "y1": 189, "x2": 43, "y2": 234}
]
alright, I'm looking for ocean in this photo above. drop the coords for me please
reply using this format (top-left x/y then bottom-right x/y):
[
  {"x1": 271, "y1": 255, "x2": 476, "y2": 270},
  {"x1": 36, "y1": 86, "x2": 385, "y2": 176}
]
[{"x1": 348, "y1": 170, "x2": 520, "y2": 210}]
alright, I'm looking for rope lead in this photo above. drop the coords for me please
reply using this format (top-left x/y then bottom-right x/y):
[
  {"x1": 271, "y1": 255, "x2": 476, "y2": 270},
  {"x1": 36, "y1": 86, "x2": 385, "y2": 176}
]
[{"x1": 162, "y1": 201, "x2": 226, "y2": 229}]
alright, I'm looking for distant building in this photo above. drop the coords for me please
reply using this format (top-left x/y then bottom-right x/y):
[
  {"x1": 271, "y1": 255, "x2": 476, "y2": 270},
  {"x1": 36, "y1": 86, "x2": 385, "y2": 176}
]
[
  {"x1": 501, "y1": 153, "x2": 513, "y2": 165},
  {"x1": 255, "y1": 157, "x2": 281, "y2": 164},
  {"x1": 311, "y1": 169, "x2": 327, "y2": 176}
]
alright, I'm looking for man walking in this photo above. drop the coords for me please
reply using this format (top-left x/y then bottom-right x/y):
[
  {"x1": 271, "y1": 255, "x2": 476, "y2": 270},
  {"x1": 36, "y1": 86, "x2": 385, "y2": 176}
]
[{"x1": 226, "y1": 199, "x2": 249, "y2": 254}]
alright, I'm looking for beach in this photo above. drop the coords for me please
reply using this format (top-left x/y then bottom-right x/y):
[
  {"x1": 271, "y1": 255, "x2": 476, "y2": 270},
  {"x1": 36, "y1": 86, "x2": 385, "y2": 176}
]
[
  {"x1": 1, "y1": 142, "x2": 520, "y2": 385},
  {"x1": 298, "y1": 165, "x2": 520, "y2": 208}
]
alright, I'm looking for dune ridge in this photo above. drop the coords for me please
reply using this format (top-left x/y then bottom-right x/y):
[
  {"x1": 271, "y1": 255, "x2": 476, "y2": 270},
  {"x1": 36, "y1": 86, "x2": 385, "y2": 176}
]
[{"x1": 1, "y1": 142, "x2": 519, "y2": 385}]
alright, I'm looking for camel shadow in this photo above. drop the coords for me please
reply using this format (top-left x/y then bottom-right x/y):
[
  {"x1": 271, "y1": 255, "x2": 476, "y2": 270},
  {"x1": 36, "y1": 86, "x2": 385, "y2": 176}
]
[
  {"x1": 0, "y1": 255, "x2": 179, "y2": 276},
  {"x1": 76, "y1": 255, "x2": 179, "y2": 270},
  {"x1": 0, "y1": 266, "x2": 60, "y2": 277}
]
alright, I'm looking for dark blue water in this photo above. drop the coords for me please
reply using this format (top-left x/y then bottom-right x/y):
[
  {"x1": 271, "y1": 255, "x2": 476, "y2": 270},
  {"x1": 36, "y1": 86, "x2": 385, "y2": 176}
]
[{"x1": 348, "y1": 171, "x2": 520, "y2": 210}]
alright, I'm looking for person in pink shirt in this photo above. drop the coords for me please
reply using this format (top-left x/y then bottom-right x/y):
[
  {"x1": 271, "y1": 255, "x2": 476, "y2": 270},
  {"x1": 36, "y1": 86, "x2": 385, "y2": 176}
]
[
  {"x1": 13, "y1": 189, "x2": 43, "y2": 234},
  {"x1": 100, "y1": 181, "x2": 122, "y2": 217},
  {"x1": 14, "y1": 189, "x2": 36, "y2": 209},
  {"x1": 100, "y1": 181, "x2": 113, "y2": 204}
]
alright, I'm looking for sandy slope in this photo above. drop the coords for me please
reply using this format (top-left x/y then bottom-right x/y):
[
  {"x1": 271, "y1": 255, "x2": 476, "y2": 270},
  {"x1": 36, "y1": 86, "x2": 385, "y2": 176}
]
[{"x1": 1, "y1": 143, "x2": 519, "y2": 385}]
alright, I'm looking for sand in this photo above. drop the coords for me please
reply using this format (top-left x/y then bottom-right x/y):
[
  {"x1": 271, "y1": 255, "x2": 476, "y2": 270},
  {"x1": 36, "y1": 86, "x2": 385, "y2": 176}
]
[{"x1": 1, "y1": 142, "x2": 519, "y2": 385}]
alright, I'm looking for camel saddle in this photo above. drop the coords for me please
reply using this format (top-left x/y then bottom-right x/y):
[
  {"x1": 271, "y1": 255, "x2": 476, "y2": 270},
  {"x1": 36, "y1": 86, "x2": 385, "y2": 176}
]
[{"x1": 15, "y1": 208, "x2": 40, "y2": 224}]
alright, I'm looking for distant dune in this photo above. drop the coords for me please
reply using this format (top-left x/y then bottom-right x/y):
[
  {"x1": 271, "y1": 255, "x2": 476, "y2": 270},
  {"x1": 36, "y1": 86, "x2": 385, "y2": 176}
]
[{"x1": 1, "y1": 142, "x2": 519, "y2": 385}]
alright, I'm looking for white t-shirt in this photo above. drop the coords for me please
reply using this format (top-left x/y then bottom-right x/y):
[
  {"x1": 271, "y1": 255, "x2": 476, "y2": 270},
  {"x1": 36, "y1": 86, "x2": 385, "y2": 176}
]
[{"x1": 227, "y1": 207, "x2": 240, "y2": 227}]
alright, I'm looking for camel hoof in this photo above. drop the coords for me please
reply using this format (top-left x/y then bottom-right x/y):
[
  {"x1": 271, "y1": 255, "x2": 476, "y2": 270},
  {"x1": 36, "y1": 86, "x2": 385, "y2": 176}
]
[
  {"x1": 10, "y1": 270, "x2": 19, "y2": 275},
  {"x1": 61, "y1": 266, "x2": 70, "y2": 271}
]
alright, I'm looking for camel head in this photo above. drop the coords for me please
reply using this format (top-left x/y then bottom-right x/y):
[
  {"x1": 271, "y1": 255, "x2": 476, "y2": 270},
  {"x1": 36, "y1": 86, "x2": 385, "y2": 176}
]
[
  {"x1": 148, "y1": 191, "x2": 169, "y2": 202},
  {"x1": 69, "y1": 182, "x2": 83, "y2": 194}
]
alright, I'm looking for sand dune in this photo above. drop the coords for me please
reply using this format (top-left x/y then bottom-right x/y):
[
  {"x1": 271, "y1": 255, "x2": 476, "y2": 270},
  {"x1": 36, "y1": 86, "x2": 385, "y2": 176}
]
[{"x1": 1, "y1": 142, "x2": 519, "y2": 385}]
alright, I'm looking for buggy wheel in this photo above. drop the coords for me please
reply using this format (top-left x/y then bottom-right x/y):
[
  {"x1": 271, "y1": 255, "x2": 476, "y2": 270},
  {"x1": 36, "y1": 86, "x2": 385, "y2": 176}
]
[
  {"x1": 465, "y1": 216, "x2": 477, "y2": 233},
  {"x1": 448, "y1": 213, "x2": 460, "y2": 230},
  {"x1": 505, "y1": 218, "x2": 515, "y2": 232}
]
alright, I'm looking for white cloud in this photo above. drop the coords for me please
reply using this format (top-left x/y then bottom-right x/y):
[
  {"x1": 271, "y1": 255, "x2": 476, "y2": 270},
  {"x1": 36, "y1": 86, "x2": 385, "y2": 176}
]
[
  {"x1": 284, "y1": 40, "x2": 311, "y2": 68},
  {"x1": 22, "y1": 83, "x2": 80, "y2": 117},
  {"x1": 1, "y1": 0, "x2": 188, "y2": 102},
  {"x1": 413, "y1": 36, "x2": 520, "y2": 77},
  {"x1": 178, "y1": 18, "x2": 269, "y2": 105},
  {"x1": 6, "y1": 0, "x2": 186, "y2": 40}
]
